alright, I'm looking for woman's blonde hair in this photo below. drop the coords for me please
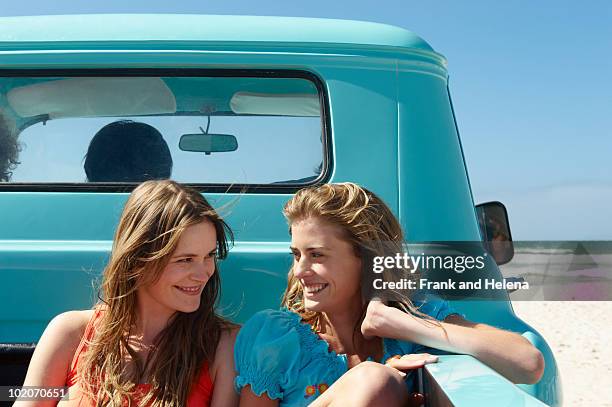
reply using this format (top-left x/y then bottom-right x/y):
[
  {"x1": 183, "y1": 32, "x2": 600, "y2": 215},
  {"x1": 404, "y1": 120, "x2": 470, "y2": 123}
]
[
  {"x1": 79, "y1": 180, "x2": 233, "y2": 406},
  {"x1": 281, "y1": 182, "x2": 429, "y2": 333}
]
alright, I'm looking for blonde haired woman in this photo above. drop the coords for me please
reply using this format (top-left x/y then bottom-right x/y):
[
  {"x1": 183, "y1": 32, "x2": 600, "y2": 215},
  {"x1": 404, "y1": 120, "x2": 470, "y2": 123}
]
[
  {"x1": 18, "y1": 180, "x2": 238, "y2": 407},
  {"x1": 235, "y1": 183, "x2": 544, "y2": 407}
]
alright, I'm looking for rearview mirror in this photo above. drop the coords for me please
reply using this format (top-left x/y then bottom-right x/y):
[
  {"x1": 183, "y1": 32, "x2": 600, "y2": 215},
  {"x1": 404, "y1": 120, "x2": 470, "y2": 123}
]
[
  {"x1": 179, "y1": 133, "x2": 238, "y2": 155},
  {"x1": 475, "y1": 201, "x2": 514, "y2": 265}
]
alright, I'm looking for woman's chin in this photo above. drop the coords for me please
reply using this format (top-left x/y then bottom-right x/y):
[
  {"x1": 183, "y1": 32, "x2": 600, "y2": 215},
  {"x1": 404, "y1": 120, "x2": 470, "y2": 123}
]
[
  {"x1": 305, "y1": 298, "x2": 339, "y2": 314},
  {"x1": 304, "y1": 300, "x2": 325, "y2": 313},
  {"x1": 173, "y1": 300, "x2": 201, "y2": 314}
]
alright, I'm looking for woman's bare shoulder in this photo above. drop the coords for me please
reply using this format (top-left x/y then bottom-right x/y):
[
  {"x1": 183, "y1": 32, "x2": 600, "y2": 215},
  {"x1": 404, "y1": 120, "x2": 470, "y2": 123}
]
[
  {"x1": 41, "y1": 309, "x2": 94, "y2": 359},
  {"x1": 51, "y1": 309, "x2": 94, "y2": 331},
  {"x1": 224, "y1": 324, "x2": 240, "y2": 339},
  {"x1": 19, "y1": 309, "x2": 95, "y2": 391},
  {"x1": 216, "y1": 325, "x2": 239, "y2": 356},
  {"x1": 210, "y1": 324, "x2": 240, "y2": 380},
  {"x1": 46, "y1": 309, "x2": 94, "y2": 348}
]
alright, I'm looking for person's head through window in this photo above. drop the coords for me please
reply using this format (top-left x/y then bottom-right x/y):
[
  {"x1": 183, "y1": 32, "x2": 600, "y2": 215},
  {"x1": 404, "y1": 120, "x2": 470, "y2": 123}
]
[
  {"x1": 84, "y1": 120, "x2": 173, "y2": 182},
  {"x1": 0, "y1": 116, "x2": 20, "y2": 182}
]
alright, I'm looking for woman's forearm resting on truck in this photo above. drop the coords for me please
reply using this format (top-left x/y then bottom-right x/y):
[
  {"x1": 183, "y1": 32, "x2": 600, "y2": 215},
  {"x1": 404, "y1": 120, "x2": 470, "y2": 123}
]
[{"x1": 362, "y1": 301, "x2": 545, "y2": 384}]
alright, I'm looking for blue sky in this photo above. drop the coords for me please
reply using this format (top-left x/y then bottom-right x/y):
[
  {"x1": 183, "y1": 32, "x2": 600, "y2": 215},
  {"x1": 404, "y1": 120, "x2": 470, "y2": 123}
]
[{"x1": 2, "y1": 0, "x2": 611, "y2": 239}]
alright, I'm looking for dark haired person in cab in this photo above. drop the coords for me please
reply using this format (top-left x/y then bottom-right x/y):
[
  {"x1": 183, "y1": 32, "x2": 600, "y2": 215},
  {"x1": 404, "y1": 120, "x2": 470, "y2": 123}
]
[
  {"x1": 84, "y1": 120, "x2": 173, "y2": 183},
  {"x1": 0, "y1": 115, "x2": 20, "y2": 182}
]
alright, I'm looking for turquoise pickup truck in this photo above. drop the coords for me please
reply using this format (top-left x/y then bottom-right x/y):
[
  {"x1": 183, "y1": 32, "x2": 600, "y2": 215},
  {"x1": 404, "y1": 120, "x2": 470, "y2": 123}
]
[{"x1": 0, "y1": 15, "x2": 560, "y2": 406}]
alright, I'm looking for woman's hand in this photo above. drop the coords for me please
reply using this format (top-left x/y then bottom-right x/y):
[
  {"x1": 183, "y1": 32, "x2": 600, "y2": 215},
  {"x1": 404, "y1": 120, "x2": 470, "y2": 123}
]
[
  {"x1": 361, "y1": 300, "x2": 408, "y2": 340},
  {"x1": 384, "y1": 353, "x2": 438, "y2": 377}
]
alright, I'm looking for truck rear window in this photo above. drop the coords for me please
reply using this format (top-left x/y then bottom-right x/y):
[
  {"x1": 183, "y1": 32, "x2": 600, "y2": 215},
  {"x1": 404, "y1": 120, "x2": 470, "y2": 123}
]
[{"x1": 0, "y1": 71, "x2": 329, "y2": 191}]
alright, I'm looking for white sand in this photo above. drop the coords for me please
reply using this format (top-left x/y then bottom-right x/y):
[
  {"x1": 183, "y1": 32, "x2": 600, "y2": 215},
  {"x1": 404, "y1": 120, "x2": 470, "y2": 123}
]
[{"x1": 512, "y1": 301, "x2": 612, "y2": 407}]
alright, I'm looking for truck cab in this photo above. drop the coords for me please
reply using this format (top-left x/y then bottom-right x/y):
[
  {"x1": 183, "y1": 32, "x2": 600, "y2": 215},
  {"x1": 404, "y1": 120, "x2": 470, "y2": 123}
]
[{"x1": 0, "y1": 14, "x2": 560, "y2": 406}]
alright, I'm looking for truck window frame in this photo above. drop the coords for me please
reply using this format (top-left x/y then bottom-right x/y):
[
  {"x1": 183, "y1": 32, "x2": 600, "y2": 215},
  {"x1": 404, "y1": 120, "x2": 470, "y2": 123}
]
[{"x1": 0, "y1": 68, "x2": 332, "y2": 194}]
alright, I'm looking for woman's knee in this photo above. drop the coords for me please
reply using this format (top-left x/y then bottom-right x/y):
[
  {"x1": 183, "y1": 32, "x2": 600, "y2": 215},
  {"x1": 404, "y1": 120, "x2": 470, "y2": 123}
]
[
  {"x1": 345, "y1": 362, "x2": 408, "y2": 404},
  {"x1": 311, "y1": 362, "x2": 409, "y2": 407},
  {"x1": 352, "y1": 361, "x2": 402, "y2": 381}
]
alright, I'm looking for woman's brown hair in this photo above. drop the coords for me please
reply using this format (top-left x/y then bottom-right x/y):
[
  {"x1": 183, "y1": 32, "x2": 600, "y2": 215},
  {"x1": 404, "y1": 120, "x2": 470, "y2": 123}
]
[
  {"x1": 281, "y1": 182, "x2": 432, "y2": 333},
  {"x1": 79, "y1": 180, "x2": 233, "y2": 406}
]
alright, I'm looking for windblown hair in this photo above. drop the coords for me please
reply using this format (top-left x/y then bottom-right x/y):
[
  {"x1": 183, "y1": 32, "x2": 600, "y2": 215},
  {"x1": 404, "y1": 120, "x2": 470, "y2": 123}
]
[
  {"x1": 79, "y1": 180, "x2": 233, "y2": 406},
  {"x1": 0, "y1": 116, "x2": 20, "y2": 182},
  {"x1": 281, "y1": 182, "x2": 431, "y2": 333}
]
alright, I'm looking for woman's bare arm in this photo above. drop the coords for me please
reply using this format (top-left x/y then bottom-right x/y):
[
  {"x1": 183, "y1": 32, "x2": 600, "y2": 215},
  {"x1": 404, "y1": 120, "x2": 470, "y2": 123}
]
[
  {"x1": 238, "y1": 386, "x2": 279, "y2": 407},
  {"x1": 362, "y1": 301, "x2": 545, "y2": 384},
  {"x1": 210, "y1": 327, "x2": 240, "y2": 407},
  {"x1": 14, "y1": 310, "x2": 91, "y2": 407}
]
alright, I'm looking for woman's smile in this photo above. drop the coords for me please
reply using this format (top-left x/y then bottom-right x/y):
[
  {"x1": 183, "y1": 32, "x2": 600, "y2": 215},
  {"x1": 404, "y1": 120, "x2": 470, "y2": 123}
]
[
  {"x1": 303, "y1": 283, "x2": 329, "y2": 296},
  {"x1": 174, "y1": 284, "x2": 204, "y2": 295}
]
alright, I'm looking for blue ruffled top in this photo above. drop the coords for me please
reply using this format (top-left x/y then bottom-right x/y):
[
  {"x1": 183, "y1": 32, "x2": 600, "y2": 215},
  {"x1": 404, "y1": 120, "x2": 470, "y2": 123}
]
[{"x1": 234, "y1": 296, "x2": 460, "y2": 406}]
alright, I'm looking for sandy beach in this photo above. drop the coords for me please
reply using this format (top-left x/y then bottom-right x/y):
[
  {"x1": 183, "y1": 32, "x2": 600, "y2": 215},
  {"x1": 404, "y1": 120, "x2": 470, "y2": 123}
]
[{"x1": 512, "y1": 301, "x2": 612, "y2": 407}]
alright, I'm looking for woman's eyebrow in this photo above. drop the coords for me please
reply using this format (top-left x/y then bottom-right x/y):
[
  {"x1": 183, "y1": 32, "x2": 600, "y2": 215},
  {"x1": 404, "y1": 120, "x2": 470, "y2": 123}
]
[
  {"x1": 170, "y1": 252, "x2": 203, "y2": 258},
  {"x1": 172, "y1": 243, "x2": 217, "y2": 257},
  {"x1": 290, "y1": 245, "x2": 328, "y2": 251}
]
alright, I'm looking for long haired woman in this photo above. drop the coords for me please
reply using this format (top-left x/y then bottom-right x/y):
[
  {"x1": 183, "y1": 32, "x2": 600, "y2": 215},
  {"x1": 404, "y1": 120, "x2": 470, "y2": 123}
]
[
  {"x1": 18, "y1": 180, "x2": 238, "y2": 407},
  {"x1": 235, "y1": 182, "x2": 544, "y2": 407}
]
